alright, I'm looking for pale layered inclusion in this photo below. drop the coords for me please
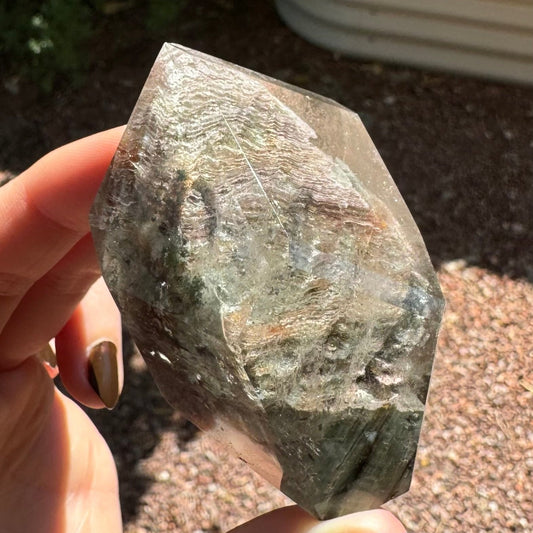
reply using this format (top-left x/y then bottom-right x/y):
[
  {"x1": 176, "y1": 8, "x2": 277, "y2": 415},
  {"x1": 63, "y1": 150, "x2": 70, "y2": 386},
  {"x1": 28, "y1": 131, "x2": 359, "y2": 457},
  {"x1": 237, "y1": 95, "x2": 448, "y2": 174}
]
[{"x1": 90, "y1": 43, "x2": 444, "y2": 519}]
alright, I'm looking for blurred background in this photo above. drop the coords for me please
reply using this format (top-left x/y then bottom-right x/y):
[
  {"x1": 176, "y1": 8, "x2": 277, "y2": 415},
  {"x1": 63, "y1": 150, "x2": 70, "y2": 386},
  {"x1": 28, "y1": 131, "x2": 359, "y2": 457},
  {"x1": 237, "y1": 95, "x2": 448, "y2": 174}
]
[{"x1": 1, "y1": 1, "x2": 532, "y2": 532}]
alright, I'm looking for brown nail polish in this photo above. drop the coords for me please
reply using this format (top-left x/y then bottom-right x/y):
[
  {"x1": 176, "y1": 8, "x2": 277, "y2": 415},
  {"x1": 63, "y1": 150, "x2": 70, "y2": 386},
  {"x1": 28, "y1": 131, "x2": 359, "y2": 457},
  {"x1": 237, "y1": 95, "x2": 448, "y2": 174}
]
[{"x1": 88, "y1": 340, "x2": 119, "y2": 409}]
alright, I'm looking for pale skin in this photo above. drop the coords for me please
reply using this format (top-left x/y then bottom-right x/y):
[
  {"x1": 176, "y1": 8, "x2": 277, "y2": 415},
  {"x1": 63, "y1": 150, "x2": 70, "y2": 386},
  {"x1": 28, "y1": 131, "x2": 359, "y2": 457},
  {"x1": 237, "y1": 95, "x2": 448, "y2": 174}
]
[{"x1": 0, "y1": 128, "x2": 407, "y2": 533}]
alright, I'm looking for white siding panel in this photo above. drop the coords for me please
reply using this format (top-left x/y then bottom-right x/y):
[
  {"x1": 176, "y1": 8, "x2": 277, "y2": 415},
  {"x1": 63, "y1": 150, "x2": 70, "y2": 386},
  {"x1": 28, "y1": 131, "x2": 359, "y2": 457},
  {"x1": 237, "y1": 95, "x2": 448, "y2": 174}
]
[{"x1": 276, "y1": 0, "x2": 533, "y2": 84}]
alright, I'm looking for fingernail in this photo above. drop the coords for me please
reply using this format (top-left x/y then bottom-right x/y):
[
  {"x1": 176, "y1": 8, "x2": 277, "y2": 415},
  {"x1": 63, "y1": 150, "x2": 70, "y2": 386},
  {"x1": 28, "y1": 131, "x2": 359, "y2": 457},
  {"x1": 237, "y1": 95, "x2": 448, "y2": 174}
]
[
  {"x1": 88, "y1": 340, "x2": 119, "y2": 409},
  {"x1": 36, "y1": 343, "x2": 57, "y2": 368}
]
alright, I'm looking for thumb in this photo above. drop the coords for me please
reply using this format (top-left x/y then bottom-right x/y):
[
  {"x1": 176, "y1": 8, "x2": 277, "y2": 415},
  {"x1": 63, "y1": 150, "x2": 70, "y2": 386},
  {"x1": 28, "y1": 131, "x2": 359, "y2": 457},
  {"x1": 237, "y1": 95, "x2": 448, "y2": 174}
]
[{"x1": 230, "y1": 505, "x2": 406, "y2": 533}]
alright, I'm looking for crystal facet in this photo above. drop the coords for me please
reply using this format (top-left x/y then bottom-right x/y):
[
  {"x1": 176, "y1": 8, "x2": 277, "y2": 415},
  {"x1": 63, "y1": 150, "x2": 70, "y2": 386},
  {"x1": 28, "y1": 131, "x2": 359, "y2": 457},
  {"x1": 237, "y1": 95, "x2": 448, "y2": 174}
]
[{"x1": 90, "y1": 43, "x2": 444, "y2": 519}]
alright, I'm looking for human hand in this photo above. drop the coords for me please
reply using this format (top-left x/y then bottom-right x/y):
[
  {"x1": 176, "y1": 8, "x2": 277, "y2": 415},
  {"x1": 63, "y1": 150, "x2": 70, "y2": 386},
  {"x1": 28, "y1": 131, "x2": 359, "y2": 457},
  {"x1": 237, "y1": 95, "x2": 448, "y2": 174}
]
[
  {"x1": 0, "y1": 129, "x2": 406, "y2": 533},
  {"x1": 0, "y1": 128, "x2": 125, "y2": 532}
]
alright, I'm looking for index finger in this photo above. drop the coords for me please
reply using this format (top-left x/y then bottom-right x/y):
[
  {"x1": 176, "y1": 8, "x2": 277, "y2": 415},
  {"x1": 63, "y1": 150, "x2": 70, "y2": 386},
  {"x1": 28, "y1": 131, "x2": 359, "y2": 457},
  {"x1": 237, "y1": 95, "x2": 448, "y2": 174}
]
[{"x1": 0, "y1": 127, "x2": 124, "y2": 335}]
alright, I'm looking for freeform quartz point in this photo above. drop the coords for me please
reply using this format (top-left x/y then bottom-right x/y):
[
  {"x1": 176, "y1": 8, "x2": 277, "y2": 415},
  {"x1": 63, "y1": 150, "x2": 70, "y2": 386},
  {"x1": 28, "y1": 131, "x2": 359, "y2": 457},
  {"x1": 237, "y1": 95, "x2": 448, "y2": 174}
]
[{"x1": 90, "y1": 43, "x2": 444, "y2": 519}]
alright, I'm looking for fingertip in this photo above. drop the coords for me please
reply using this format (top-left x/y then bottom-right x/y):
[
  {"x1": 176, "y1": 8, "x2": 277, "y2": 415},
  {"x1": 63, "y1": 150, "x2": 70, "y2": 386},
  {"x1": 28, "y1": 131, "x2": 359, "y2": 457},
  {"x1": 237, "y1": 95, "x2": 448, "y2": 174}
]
[
  {"x1": 308, "y1": 509, "x2": 407, "y2": 533},
  {"x1": 35, "y1": 342, "x2": 59, "y2": 379},
  {"x1": 21, "y1": 126, "x2": 126, "y2": 236},
  {"x1": 229, "y1": 505, "x2": 316, "y2": 533},
  {"x1": 55, "y1": 278, "x2": 123, "y2": 410},
  {"x1": 230, "y1": 506, "x2": 406, "y2": 533}
]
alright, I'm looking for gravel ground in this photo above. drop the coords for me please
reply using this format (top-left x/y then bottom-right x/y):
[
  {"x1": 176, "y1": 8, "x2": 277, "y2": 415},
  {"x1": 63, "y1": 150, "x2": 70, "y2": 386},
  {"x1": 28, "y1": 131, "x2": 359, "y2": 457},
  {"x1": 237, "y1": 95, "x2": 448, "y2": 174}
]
[
  {"x1": 1, "y1": 2, "x2": 532, "y2": 531},
  {"x1": 87, "y1": 263, "x2": 533, "y2": 533}
]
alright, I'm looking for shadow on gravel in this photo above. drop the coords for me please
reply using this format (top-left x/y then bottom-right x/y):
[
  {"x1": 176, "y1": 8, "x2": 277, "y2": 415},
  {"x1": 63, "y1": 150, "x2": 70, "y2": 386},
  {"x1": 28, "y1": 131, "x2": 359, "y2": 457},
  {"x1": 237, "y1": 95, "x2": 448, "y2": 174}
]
[
  {"x1": 361, "y1": 85, "x2": 533, "y2": 283},
  {"x1": 86, "y1": 340, "x2": 199, "y2": 525}
]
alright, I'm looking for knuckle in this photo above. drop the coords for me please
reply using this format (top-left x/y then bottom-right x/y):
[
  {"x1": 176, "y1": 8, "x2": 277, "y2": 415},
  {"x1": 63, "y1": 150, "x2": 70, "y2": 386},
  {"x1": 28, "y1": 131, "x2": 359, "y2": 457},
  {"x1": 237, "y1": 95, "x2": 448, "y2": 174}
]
[
  {"x1": 42, "y1": 266, "x2": 101, "y2": 298},
  {"x1": 23, "y1": 181, "x2": 85, "y2": 239},
  {"x1": 0, "y1": 271, "x2": 33, "y2": 298}
]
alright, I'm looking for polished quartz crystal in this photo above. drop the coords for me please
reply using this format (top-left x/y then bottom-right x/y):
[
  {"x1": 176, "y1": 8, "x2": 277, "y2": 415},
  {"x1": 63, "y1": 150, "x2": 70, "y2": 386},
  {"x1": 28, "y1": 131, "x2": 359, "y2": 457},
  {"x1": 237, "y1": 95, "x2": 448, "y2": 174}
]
[{"x1": 90, "y1": 43, "x2": 444, "y2": 519}]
